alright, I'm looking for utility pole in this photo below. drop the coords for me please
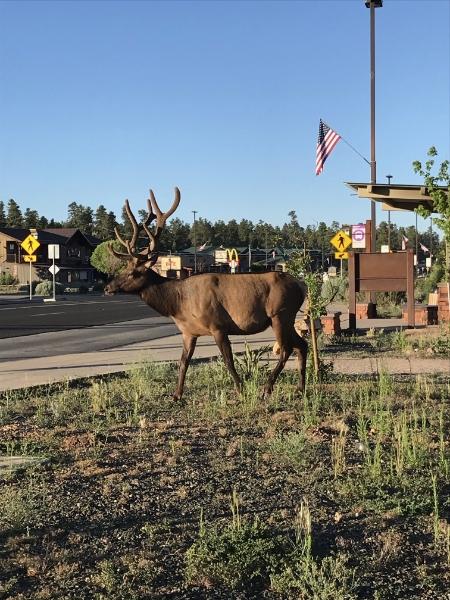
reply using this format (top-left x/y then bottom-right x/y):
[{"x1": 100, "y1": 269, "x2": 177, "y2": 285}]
[
  {"x1": 366, "y1": 0, "x2": 383, "y2": 253},
  {"x1": 366, "y1": 0, "x2": 383, "y2": 307},
  {"x1": 386, "y1": 174, "x2": 392, "y2": 249},
  {"x1": 192, "y1": 211, "x2": 197, "y2": 274}
]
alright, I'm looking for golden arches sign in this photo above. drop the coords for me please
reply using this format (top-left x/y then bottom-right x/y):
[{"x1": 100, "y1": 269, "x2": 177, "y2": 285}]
[{"x1": 227, "y1": 248, "x2": 239, "y2": 263}]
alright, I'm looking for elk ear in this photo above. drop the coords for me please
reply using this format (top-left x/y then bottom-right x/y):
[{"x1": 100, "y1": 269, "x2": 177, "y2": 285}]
[{"x1": 144, "y1": 253, "x2": 159, "y2": 269}]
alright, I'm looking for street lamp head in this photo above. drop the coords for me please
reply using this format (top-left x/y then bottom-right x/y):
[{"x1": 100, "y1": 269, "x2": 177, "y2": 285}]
[{"x1": 365, "y1": 0, "x2": 383, "y2": 7}]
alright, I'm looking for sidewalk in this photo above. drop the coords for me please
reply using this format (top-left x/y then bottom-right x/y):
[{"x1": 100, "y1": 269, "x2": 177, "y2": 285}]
[
  {"x1": 0, "y1": 330, "x2": 276, "y2": 391},
  {"x1": 2, "y1": 312, "x2": 448, "y2": 393}
]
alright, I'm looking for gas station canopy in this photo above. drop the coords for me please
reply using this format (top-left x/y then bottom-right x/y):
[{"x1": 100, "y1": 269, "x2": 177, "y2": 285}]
[{"x1": 344, "y1": 182, "x2": 448, "y2": 213}]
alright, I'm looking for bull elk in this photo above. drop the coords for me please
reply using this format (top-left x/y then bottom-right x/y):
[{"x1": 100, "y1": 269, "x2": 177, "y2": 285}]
[{"x1": 105, "y1": 187, "x2": 308, "y2": 401}]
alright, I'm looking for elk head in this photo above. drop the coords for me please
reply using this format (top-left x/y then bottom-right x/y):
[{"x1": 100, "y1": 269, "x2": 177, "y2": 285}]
[{"x1": 104, "y1": 187, "x2": 180, "y2": 296}]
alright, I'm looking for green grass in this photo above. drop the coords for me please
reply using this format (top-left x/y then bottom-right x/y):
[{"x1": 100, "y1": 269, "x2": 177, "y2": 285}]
[{"x1": 1, "y1": 347, "x2": 450, "y2": 598}]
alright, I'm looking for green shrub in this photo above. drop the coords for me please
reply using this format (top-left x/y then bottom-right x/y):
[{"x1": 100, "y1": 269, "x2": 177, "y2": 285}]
[
  {"x1": 423, "y1": 262, "x2": 445, "y2": 300},
  {"x1": 78, "y1": 284, "x2": 89, "y2": 294},
  {"x1": 17, "y1": 281, "x2": 40, "y2": 293},
  {"x1": 92, "y1": 282, "x2": 105, "y2": 292},
  {"x1": 0, "y1": 273, "x2": 18, "y2": 285},
  {"x1": 321, "y1": 277, "x2": 348, "y2": 304},
  {"x1": 186, "y1": 519, "x2": 290, "y2": 589},
  {"x1": 34, "y1": 280, "x2": 65, "y2": 296},
  {"x1": 250, "y1": 263, "x2": 265, "y2": 272}
]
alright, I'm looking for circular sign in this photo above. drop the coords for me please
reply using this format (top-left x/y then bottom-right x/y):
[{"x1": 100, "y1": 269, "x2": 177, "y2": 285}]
[{"x1": 352, "y1": 227, "x2": 365, "y2": 242}]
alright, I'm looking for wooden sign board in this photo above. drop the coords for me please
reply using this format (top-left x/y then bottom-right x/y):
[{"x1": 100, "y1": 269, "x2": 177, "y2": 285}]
[
  {"x1": 160, "y1": 256, "x2": 181, "y2": 271},
  {"x1": 348, "y1": 249, "x2": 415, "y2": 329}
]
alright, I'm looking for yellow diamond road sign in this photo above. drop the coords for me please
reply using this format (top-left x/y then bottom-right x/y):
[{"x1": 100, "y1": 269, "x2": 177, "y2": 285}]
[
  {"x1": 335, "y1": 251, "x2": 348, "y2": 260},
  {"x1": 330, "y1": 230, "x2": 352, "y2": 252},
  {"x1": 21, "y1": 234, "x2": 40, "y2": 255}
]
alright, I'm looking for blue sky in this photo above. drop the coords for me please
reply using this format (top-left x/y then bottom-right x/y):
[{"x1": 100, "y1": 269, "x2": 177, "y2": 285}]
[{"x1": 1, "y1": 0, "x2": 449, "y2": 233}]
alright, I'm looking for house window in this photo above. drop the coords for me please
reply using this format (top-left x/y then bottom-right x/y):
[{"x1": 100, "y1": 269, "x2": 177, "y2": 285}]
[
  {"x1": 80, "y1": 271, "x2": 88, "y2": 281},
  {"x1": 67, "y1": 248, "x2": 81, "y2": 258},
  {"x1": 8, "y1": 243, "x2": 15, "y2": 251}
]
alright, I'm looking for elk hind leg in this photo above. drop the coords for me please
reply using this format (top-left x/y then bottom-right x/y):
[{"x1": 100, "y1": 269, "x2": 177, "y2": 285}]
[
  {"x1": 173, "y1": 334, "x2": 197, "y2": 401},
  {"x1": 213, "y1": 331, "x2": 242, "y2": 393},
  {"x1": 292, "y1": 330, "x2": 308, "y2": 393},
  {"x1": 264, "y1": 319, "x2": 293, "y2": 396}
]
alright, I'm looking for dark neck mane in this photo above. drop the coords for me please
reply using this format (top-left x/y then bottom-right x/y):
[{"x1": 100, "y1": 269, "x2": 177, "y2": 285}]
[{"x1": 139, "y1": 275, "x2": 182, "y2": 318}]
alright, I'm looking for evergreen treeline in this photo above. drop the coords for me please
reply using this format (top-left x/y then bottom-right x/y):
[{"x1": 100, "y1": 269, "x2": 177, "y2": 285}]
[{"x1": 0, "y1": 198, "x2": 441, "y2": 256}]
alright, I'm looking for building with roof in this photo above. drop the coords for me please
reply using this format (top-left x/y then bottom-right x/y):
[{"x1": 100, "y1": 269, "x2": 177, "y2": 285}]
[
  {"x1": 153, "y1": 245, "x2": 326, "y2": 278},
  {"x1": 0, "y1": 227, "x2": 102, "y2": 286}
]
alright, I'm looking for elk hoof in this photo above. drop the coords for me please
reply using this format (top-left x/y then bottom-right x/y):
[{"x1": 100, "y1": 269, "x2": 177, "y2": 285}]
[
  {"x1": 171, "y1": 394, "x2": 185, "y2": 404},
  {"x1": 263, "y1": 384, "x2": 274, "y2": 397}
]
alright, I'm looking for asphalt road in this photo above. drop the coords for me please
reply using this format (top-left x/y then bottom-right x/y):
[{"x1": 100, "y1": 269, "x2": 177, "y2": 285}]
[
  {"x1": 0, "y1": 295, "x2": 180, "y2": 363},
  {"x1": 0, "y1": 295, "x2": 159, "y2": 339}
]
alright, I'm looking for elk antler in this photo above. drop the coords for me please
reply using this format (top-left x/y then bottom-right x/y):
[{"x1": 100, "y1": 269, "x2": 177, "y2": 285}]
[
  {"x1": 108, "y1": 187, "x2": 180, "y2": 261},
  {"x1": 143, "y1": 187, "x2": 181, "y2": 251}
]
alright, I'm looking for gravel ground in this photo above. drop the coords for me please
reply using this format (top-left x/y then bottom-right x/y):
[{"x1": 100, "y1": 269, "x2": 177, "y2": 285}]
[{"x1": 1, "y1": 337, "x2": 450, "y2": 599}]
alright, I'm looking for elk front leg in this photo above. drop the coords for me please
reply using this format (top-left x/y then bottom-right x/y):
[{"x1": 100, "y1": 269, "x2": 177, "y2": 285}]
[
  {"x1": 213, "y1": 331, "x2": 242, "y2": 394},
  {"x1": 173, "y1": 334, "x2": 197, "y2": 401}
]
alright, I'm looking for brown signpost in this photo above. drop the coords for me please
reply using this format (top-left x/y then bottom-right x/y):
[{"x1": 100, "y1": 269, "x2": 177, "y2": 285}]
[{"x1": 348, "y1": 248, "x2": 415, "y2": 329}]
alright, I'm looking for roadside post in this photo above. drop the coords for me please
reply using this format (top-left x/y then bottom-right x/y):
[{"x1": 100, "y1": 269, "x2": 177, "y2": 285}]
[{"x1": 48, "y1": 245, "x2": 60, "y2": 302}]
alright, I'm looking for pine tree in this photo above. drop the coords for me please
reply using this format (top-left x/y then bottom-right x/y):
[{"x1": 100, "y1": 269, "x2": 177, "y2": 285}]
[
  {"x1": 6, "y1": 199, "x2": 23, "y2": 228},
  {"x1": 23, "y1": 208, "x2": 40, "y2": 228},
  {"x1": 66, "y1": 202, "x2": 94, "y2": 233},
  {"x1": 94, "y1": 205, "x2": 117, "y2": 240},
  {"x1": 38, "y1": 216, "x2": 49, "y2": 229},
  {"x1": 0, "y1": 201, "x2": 6, "y2": 227}
]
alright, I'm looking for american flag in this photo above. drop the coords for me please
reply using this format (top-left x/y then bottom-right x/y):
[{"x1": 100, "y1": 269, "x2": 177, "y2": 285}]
[
  {"x1": 420, "y1": 242, "x2": 430, "y2": 253},
  {"x1": 198, "y1": 243, "x2": 207, "y2": 251},
  {"x1": 316, "y1": 119, "x2": 341, "y2": 176}
]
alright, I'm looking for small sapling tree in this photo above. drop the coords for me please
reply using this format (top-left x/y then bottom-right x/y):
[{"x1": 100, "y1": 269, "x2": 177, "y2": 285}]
[{"x1": 413, "y1": 147, "x2": 450, "y2": 280}]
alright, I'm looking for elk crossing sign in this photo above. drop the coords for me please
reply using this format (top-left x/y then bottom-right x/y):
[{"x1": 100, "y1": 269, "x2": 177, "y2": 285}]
[{"x1": 330, "y1": 230, "x2": 352, "y2": 253}]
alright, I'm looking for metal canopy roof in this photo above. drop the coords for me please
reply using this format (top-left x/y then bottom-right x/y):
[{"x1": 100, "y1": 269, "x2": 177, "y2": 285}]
[{"x1": 344, "y1": 182, "x2": 449, "y2": 213}]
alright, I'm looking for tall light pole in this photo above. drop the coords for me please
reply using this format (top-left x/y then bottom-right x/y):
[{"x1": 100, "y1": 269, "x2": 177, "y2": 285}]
[
  {"x1": 386, "y1": 174, "x2": 392, "y2": 249},
  {"x1": 365, "y1": 0, "x2": 383, "y2": 254},
  {"x1": 192, "y1": 211, "x2": 197, "y2": 274}
]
